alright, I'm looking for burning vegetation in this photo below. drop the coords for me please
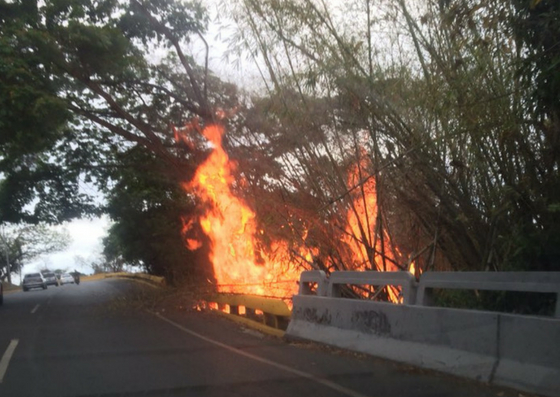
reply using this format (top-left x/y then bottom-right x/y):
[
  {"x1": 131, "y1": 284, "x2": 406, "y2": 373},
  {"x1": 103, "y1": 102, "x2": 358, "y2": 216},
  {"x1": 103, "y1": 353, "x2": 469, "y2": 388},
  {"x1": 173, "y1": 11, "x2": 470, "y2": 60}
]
[{"x1": 177, "y1": 122, "x2": 415, "y2": 303}]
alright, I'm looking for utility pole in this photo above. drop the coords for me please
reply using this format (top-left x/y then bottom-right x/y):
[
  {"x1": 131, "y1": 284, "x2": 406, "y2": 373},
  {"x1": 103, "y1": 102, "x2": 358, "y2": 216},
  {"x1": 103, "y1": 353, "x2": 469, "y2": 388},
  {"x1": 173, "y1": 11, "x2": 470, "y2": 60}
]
[
  {"x1": 4, "y1": 245, "x2": 9, "y2": 285},
  {"x1": 0, "y1": 226, "x2": 12, "y2": 285}
]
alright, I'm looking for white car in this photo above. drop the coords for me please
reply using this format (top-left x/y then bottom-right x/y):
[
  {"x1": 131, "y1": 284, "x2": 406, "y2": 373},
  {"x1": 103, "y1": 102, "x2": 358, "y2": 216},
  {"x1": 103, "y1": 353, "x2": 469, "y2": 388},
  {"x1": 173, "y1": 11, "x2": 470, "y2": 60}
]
[
  {"x1": 59, "y1": 273, "x2": 75, "y2": 285},
  {"x1": 22, "y1": 273, "x2": 47, "y2": 291},
  {"x1": 42, "y1": 272, "x2": 59, "y2": 287}
]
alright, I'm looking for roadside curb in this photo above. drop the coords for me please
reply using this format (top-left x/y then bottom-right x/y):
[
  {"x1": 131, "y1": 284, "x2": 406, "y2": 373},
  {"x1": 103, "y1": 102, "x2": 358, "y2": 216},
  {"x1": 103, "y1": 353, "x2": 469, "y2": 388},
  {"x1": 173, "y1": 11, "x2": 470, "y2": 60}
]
[{"x1": 100, "y1": 272, "x2": 166, "y2": 288}]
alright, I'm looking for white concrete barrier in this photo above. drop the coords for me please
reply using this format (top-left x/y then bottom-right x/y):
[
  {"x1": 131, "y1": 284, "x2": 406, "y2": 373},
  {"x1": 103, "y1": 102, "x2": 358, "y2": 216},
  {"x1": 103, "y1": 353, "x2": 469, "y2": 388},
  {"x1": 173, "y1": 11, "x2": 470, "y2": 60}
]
[
  {"x1": 298, "y1": 270, "x2": 328, "y2": 296},
  {"x1": 328, "y1": 271, "x2": 417, "y2": 304},
  {"x1": 287, "y1": 271, "x2": 560, "y2": 397},
  {"x1": 288, "y1": 296, "x2": 499, "y2": 381},
  {"x1": 417, "y1": 271, "x2": 560, "y2": 317},
  {"x1": 494, "y1": 314, "x2": 560, "y2": 396}
]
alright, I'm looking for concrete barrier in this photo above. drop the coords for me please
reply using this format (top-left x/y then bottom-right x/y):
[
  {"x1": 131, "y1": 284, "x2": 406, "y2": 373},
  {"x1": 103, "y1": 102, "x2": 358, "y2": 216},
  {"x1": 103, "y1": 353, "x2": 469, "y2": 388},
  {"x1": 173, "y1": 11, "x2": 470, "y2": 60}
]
[
  {"x1": 288, "y1": 296, "x2": 499, "y2": 381},
  {"x1": 495, "y1": 314, "x2": 560, "y2": 396},
  {"x1": 328, "y1": 271, "x2": 417, "y2": 304},
  {"x1": 417, "y1": 271, "x2": 560, "y2": 317},
  {"x1": 287, "y1": 271, "x2": 560, "y2": 397},
  {"x1": 298, "y1": 270, "x2": 328, "y2": 296}
]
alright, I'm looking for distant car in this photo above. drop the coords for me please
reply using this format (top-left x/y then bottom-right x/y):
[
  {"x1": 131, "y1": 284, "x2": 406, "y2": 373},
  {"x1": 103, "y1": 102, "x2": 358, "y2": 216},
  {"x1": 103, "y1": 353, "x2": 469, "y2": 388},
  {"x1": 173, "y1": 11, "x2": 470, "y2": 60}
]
[
  {"x1": 59, "y1": 273, "x2": 75, "y2": 285},
  {"x1": 23, "y1": 273, "x2": 47, "y2": 291},
  {"x1": 42, "y1": 272, "x2": 59, "y2": 287}
]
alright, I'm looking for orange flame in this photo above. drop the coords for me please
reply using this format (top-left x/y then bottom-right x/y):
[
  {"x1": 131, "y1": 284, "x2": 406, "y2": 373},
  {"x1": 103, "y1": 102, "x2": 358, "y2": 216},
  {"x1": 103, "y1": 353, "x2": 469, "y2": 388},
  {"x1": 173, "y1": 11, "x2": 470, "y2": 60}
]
[
  {"x1": 341, "y1": 154, "x2": 411, "y2": 303},
  {"x1": 180, "y1": 123, "x2": 414, "y2": 302},
  {"x1": 185, "y1": 124, "x2": 300, "y2": 298},
  {"x1": 410, "y1": 261, "x2": 415, "y2": 274}
]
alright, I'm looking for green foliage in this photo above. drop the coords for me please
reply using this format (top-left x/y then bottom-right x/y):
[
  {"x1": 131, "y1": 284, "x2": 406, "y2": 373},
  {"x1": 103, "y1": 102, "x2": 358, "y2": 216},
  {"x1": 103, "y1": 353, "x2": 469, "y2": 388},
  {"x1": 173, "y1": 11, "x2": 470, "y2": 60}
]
[
  {"x1": 0, "y1": 0, "x2": 240, "y2": 283},
  {"x1": 512, "y1": 0, "x2": 560, "y2": 118},
  {"x1": 0, "y1": 0, "x2": 233, "y2": 224},
  {"x1": 432, "y1": 288, "x2": 556, "y2": 317},
  {"x1": 102, "y1": 146, "x2": 212, "y2": 285},
  {"x1": 120, "y1": 0, "x2": 208, "y2": 46},
  {"x1": 0, "y1": 1, "x2": 70, "y2": 155}
]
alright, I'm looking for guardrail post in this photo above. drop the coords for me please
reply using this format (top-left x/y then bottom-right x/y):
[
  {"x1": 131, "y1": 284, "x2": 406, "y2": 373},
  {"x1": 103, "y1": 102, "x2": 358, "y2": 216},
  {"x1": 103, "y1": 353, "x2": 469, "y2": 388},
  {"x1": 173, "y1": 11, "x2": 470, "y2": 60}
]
[
  {"x1": 299, "y1": 270, "x2": 329, "y2": 296},
  {"x1": 330, "y1": 283, "x2": 343, "y2": 298},
  {"x1": 264, "y1": 313, "x2": 278, "y2": 328},
  {"x1": 202, "y1": 294, "x2": 292, "y2": 336},
  {"x1": 416, "y1": 285, "x2": 432, "y2": 306},
  {"x1": 246, "y1": 308, "x2": 257, "y2": 321}
]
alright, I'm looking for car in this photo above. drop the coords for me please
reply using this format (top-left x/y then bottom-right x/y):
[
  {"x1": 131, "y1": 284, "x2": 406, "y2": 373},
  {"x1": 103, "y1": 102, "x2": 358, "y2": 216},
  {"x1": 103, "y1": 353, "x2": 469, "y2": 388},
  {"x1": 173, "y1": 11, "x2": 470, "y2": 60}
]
[
  {"x1": 59, "y1": 273, "x2": 75, "y2": 285},
  {"x1": 0, "y1": 281, "x2": 3, "y2": 305},
  {"x1": 22, "y1": 273, "x2": 47, "y2": 291},
  {"x1": 42, "y1": 272, "x2": 59, "y2": 287}
]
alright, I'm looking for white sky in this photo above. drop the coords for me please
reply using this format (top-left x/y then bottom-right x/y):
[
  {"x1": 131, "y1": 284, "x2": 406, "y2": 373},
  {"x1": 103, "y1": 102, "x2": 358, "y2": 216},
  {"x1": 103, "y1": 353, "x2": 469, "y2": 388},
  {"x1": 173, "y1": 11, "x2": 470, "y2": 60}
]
[{"x1": 21, "y1": 216, "x2": 111, "y2": 281}]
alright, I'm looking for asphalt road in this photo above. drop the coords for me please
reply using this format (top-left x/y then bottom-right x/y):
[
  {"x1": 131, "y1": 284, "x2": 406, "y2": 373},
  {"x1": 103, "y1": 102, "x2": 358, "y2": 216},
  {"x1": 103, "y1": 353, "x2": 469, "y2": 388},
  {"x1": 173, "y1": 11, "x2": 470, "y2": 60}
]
[{"x1": 0, "y1": 278, "x2": 524, "y2": 397}]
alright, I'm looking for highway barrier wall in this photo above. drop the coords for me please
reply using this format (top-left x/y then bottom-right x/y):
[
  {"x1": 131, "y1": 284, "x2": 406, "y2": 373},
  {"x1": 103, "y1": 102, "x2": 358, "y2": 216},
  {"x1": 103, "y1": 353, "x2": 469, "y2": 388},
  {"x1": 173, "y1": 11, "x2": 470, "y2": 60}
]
[{"x1": 286, "y1": 271, "x2": 560, "y2": 397}]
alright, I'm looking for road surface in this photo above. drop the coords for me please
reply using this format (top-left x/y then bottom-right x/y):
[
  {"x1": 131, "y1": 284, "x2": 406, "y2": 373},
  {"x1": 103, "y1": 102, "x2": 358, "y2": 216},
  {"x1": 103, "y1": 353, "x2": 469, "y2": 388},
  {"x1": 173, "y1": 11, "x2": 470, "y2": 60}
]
[{"x1": 0, "y1": 278, "x2": 523, "y2": 397}]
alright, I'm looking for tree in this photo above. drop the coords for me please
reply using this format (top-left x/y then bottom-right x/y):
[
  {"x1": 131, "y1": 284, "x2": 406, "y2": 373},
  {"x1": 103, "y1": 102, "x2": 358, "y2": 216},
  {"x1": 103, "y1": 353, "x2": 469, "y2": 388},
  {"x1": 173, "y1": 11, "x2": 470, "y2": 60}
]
[
  {"x1": 223, "y1": 0, "x2": 559, "y2": 273},
  {"x1": 101, "y1": 146, "x2": 213, "y2": 285},
  {"x1": 0, "y1": 223, "x2": 71, "y2": 283},
  {"x1": 508, "y1": 0, "x2": 560, "y2": 270},
  {"x1": 0, "y1": 0, "x2": 98, "y2": 223},
  {"x1": 0, "y1": 0, "x2": 239, "y2": 223},
  {"x1": 0, "y1": 0, "x2": 242, "y2": 283}
]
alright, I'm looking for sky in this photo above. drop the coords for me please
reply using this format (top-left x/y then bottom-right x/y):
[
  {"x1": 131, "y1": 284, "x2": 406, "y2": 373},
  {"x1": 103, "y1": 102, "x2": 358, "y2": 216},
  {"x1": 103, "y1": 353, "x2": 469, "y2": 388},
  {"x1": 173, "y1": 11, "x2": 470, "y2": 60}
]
[{"x1": 21, "y1": 216, "x2": 111, "y2": 282}]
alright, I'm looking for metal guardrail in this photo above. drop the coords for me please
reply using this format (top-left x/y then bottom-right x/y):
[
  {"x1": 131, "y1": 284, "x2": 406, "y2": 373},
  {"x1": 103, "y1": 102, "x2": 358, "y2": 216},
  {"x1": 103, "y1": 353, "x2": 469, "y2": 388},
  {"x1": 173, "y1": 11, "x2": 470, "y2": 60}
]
[
  {"x1": 206, "y1": 294, "x2": 291, "y2": 337},
  {"x1": 298, "y1": 270, "x2": 560, "y2": 317}
]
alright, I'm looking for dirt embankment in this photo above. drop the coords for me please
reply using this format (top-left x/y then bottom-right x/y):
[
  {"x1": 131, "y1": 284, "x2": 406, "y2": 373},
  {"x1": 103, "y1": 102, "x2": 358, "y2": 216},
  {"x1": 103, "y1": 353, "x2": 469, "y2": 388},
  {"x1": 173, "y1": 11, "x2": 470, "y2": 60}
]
[{"x1": 2, "y1": 281, "x2": 20, "y2": 293}]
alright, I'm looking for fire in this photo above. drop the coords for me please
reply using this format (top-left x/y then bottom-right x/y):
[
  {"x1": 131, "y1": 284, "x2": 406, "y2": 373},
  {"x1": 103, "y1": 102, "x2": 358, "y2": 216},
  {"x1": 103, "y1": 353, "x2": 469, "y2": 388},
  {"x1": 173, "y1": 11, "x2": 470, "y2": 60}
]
[
  {"x1": 184, "y1": 124, "x2": 300, "y2": 297},
  {"x1": 341, "y1": 154, "x2": 412, "y2": 303},
  {"x1": 179, "y1": 123, "x2": 414, "y2": 302},
  {"x1": 409, "y1": 261, "x2": 417, "y2": 277}
]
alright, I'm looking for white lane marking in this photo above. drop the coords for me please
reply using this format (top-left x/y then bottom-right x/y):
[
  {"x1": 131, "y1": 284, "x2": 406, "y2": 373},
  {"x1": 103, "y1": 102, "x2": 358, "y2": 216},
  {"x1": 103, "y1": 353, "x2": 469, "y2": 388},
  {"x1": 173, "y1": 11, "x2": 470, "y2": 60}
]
[
  {"x1": 31, "y1": 304, "x2": 40, "y2": 314},
  {"x1": 0, "y1": 339, "x2": 19, "y2": 384},
  {"x1": 153, "y1": 312, "x2": 371, "y2": 397}
]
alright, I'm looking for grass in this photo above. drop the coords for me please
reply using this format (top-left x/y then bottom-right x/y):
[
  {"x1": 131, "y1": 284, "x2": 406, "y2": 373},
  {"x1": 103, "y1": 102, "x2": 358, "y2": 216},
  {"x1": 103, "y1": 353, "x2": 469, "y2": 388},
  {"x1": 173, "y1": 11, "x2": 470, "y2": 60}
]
[{"x1": 1, "y1": 281, "x2": 21, "y2": 292}]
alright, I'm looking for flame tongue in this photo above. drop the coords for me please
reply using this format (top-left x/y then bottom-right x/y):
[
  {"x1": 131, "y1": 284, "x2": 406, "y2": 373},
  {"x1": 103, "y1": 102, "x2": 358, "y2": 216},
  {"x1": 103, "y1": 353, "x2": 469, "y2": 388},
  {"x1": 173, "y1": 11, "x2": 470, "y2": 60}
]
[
  {"x1": 342, "y1": 155, "x2": 413, "y2": 303},
  {"x1": 188, "y1": 124, "x2": 297, "y2": 297}
]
